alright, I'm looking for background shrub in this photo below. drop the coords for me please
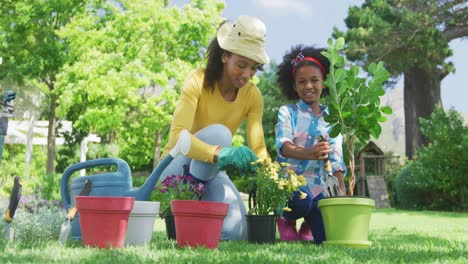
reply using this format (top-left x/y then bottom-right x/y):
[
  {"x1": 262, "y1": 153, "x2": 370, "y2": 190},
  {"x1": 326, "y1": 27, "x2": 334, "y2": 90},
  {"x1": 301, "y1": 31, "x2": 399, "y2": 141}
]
[
  {"x1": 395, "y1": 107, "x2": 468, "y2": 211},
  {"x1": 0, "y1": 206, "x2": 65, "y2": 243},
  {"x1": 394, "y1": 164, "x2": 431, "y2": 209},
  {"x1": 384, "y1": 155, "x2": 405, "y2": 207}
]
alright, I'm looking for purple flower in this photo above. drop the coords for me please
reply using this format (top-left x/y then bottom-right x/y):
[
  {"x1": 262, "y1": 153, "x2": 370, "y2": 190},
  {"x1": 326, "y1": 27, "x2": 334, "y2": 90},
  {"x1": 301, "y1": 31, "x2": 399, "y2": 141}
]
[
  {"x1": 159, "y1": 175, "x2": 204, "y2": 193},
  {"x1": 156, "y1": 174, "x2": 207, "y2": 217}
]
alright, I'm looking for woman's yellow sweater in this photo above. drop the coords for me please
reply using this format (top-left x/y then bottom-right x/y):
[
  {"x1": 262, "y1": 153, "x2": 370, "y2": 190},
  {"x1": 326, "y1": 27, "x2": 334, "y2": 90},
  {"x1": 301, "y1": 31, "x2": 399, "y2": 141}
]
[{"x1": 162, "y1": 69, "x2": 268, "y2": 163}]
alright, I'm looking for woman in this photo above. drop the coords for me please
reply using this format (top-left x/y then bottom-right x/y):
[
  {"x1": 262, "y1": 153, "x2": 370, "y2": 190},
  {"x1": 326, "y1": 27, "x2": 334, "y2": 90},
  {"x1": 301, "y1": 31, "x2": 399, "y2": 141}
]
[
  {"x1": 275, "y1": 45, "x2": 347, "y2": 244},
  {"x1": 160, "y1": 15, "x2": 270, "y2": 240}
]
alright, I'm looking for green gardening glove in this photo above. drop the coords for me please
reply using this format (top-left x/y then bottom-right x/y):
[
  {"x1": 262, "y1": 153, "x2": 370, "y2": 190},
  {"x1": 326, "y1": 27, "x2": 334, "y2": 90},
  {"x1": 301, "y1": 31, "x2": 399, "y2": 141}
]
[{"x1": 216, "y1": 146, "x2": 258, "y2": 174}]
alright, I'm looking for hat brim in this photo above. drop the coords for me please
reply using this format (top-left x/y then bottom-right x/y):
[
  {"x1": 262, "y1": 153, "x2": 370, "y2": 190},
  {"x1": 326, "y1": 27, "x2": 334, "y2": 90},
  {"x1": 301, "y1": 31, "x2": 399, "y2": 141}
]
[{"x1": 220, "y1": 45, "x2": 270, "y2": 65}]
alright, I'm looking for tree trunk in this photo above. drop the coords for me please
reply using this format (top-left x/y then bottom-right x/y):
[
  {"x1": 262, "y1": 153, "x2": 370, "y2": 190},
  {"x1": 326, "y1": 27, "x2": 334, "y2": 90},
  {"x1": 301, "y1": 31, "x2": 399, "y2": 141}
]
[
  {"x1": 403, "y1": 67, "x2": 442, "y2": 159},
  {"x1": 347, "y1": 136, "x2": 356, "y2": 196},
  {"x1": 46, "y1": 90, "x2": 57, "y2": 175},
  {"x1": 358, "y1": 153, "x2": 366, "y2": 196},
  {"x1": 25, "y1": 115, "x2": 35, "y2": 176}
]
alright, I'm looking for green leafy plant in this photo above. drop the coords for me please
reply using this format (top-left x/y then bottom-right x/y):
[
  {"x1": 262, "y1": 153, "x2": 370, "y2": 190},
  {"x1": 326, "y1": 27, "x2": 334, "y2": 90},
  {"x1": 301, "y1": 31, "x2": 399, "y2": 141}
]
[
  {"x1": 0, "y1": 206, "x2": 65, "y2": 242},
  {"x1": 154, "y1": 175, "x2": 205, "y2": 218},
  {"x1": 397, "y1": 107, "x2": 468, "y2": 211},
  {"x1": 248, "y1": 158, "x2": 306, "y2": 215},
  {"x1": 383, "y1": 154, "x2": 405, "y2": 207},
  {"x1": 322, "y1": 37, "x2": 392, "y2": 196}
]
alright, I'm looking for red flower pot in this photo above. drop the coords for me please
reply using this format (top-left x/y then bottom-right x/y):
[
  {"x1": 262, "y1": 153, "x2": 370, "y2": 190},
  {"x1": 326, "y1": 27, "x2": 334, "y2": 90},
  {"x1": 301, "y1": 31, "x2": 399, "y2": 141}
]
[
  {"x1": 76, "y1": 196, "x2": 134, "y2": 248},
  {"x1": 171, "y1": 200, "x2": 228, "y2": 249}
]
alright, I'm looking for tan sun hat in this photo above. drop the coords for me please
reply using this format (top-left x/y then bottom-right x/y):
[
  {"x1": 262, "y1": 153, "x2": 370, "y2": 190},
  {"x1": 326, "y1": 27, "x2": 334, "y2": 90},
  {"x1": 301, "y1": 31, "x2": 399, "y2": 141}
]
[{"x1": 217, "y1": 15, "x2": 270, "y2": 65}]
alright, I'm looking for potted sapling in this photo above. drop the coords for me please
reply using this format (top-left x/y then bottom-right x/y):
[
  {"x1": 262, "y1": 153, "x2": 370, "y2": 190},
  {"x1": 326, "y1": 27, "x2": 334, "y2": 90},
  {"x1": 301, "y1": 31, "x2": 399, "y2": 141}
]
[{"x1": 318, "y1": 37, "x2": 392, "y2": 248}]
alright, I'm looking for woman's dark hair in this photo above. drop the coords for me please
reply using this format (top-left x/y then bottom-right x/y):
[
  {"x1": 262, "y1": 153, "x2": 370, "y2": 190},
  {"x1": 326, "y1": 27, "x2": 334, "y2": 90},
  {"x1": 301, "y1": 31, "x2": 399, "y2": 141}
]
[
  {"x1": 277, "y1": 45, "x2": 330, "y2": 100},
  {"x1": 203, "y1": 37, "x2": 227, "y2": 92}
]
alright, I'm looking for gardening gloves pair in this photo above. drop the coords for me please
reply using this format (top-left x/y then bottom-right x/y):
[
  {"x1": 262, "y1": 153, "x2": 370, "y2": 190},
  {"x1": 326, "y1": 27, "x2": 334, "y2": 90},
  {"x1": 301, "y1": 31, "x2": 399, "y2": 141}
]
[{"x1": 216, "y1": 146, "x2": 258, "y2": 174}]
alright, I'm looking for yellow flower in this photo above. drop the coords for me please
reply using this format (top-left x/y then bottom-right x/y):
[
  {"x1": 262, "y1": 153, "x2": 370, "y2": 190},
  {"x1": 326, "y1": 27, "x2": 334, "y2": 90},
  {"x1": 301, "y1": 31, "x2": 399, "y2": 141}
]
[
  {"x1": 269, "y1": 170, "x2": 279, "y2": 180},
  {"x1": 287, "y1": 175, "x2": 302, "y2": 190},
  {"x1": 249, "y1": 157, "x2": 306, "y2": 215},
  {"x1": 277, "y1": 179, "x2": 287, "y2": 190},
  {"x1": 300, "y1": 176, "x2": 307, "y2": 185},
  {"x1": 299, "y1": 191, "x2": 307, "y2": 199}
]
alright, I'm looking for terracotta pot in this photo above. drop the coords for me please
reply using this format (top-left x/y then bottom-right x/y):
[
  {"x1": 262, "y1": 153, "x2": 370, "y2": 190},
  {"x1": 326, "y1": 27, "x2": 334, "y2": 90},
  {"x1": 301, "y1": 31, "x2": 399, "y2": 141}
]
[
  {"x1": 171, "y1": 200, "x2": 228, "y2": 249},
  {"x1": 76, "y1": 196, "x2": 134, "y2": 248}
]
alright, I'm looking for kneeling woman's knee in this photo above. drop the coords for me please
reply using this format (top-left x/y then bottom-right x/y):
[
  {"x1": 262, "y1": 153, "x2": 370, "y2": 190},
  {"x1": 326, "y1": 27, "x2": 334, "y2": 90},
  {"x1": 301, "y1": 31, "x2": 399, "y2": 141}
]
[{"x1": 200, "y1": 124, "x2": 232, "y2": 147}]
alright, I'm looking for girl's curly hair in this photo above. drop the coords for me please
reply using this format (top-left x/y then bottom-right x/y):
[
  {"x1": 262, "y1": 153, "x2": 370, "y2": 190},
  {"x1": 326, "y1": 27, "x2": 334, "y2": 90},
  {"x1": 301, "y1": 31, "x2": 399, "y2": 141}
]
[{"x1": 277, "y1": 45, "x2": 331, "y2": 100}]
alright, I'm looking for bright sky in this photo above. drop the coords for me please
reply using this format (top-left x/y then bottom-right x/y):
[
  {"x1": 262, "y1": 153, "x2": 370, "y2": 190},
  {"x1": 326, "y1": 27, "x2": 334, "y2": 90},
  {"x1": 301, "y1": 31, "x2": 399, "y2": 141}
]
[{"x1": 170, "y1": 0, "x2": 468, "y2": 113}]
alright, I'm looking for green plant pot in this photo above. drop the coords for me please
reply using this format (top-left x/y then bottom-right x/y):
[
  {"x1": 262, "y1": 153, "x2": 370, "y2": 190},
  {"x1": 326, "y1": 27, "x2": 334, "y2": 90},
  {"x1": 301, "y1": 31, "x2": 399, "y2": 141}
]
[{"x1": 318, "y1": 197, "x2": 375, "y2": 248}]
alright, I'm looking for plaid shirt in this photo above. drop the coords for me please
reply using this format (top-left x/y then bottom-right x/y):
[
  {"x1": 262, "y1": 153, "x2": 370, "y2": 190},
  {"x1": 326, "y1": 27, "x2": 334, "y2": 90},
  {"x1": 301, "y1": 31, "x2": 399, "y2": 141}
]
[{"x1": 275, "y1": 100, "x2": 347, "y2": 198}]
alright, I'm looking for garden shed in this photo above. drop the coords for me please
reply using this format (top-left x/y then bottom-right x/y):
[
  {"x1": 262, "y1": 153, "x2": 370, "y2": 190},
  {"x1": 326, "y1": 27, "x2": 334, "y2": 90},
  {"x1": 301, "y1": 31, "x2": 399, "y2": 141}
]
[{"x1": 357, "y1": 141, "x2": 391, "y2": 208}]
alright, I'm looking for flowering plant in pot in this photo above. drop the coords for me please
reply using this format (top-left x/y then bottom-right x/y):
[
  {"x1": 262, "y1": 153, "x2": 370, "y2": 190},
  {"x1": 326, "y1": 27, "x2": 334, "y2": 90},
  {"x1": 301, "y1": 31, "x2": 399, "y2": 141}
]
[
  {"x1": 154, "y1": 174, "x2": 205, "y2": 239},
  {"x1": 155, "y1": 174, "x2": 228, "y2": 249},
  {"x1": 156, "y1": 174, "x2": 205, "y2": 217},
  {"x1": 318, "y1": 37, "x2": 392, "y2": 247},
  {"x1": 246, "y1": 157, "x2": 306, "y2": 243}
]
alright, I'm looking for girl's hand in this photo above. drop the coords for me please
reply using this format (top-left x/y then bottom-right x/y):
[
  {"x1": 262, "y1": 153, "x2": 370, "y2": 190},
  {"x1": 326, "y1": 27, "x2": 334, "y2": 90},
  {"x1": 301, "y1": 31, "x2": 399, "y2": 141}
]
[{"x1": 311, "y1": 142, "x2": 331, "y2": 160}]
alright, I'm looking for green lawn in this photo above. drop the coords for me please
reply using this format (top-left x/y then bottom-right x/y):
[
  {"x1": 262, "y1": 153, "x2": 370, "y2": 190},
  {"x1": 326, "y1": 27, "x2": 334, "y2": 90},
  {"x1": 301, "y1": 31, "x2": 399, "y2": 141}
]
[{"x1": 0, "y1": 209, "x2": 466, "y2": 263}]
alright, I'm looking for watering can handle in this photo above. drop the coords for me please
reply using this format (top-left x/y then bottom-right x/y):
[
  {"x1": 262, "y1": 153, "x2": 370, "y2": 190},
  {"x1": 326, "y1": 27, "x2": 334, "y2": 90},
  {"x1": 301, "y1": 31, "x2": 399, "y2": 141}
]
[{"x1": 60, "y1": 158, "x2": 131, "y2": 210}]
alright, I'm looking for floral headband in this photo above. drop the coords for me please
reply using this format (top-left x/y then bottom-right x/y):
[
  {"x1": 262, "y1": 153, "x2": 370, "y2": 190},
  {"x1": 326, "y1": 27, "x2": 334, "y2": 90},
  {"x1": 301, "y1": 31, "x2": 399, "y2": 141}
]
[{"x1": 291, "y1": 52, "x2": 326, "y2": 76}]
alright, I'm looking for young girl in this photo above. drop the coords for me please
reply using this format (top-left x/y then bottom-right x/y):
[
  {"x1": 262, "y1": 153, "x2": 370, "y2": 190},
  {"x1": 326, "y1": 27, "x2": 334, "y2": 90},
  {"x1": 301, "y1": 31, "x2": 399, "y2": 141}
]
[
  {"x1": 275, "y1": 45, "x2": 347, "y2": 244},
  {"x1": 160, "y1": 15, "x2": 270, "y2": 240}
]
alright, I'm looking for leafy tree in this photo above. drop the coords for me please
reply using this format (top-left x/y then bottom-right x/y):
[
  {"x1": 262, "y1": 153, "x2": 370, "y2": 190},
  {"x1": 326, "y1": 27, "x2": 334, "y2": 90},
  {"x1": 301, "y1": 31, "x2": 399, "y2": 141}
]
[
  {"x1": 334, "y1": 0, "x2": 468, "y2": 159},
  {"x1": 0, "y1": 0, "x2": 95, "y2": 175},
  {"x1": 257, "y1": 63, "x2": 285, "y2": 159},
  {"x1": 55, "y1": 0, "x2": 224, "y2": 170}
]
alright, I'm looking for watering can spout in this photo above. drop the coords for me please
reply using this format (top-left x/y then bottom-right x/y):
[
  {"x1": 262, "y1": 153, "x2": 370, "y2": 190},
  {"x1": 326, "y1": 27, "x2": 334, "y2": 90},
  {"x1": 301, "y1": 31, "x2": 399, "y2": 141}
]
[{"x1": 131, "y1": 130, "x2": 191, "y2": 201}]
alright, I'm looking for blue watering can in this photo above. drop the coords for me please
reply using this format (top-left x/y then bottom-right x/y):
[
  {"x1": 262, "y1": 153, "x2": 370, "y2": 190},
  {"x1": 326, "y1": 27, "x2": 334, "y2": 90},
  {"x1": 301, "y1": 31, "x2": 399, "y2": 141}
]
[{"x1": 60, "y1": 130, "x2": 191, "y2": 240}]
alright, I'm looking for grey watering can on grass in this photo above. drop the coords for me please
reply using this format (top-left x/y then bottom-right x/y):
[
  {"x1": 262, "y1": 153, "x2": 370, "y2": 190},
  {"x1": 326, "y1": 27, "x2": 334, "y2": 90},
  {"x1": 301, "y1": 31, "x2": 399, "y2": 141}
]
[{"x1": 60, "y1": 130, "x2": 191, "y2": 240}]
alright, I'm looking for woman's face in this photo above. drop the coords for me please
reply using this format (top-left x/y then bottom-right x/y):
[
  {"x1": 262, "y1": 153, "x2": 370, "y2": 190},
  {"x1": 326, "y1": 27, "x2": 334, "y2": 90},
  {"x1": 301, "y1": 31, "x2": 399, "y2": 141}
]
[
  {"x1": 222, "y1": 53, "x2": 260, "y2": 89},
  {"x1": 294, "y1": 65, "x2": 324, "y2": 105}
]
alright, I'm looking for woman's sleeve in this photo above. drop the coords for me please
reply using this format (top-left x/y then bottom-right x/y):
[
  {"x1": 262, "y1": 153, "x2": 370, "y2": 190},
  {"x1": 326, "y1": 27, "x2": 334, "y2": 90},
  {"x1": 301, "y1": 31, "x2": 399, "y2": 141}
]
[
  {"x1": 246, "y1": 87, "x2": 269, "y2": 159},
  {"x1": 329, "y1": 133, "x2": 347, "y2": 176},
  {"x1": 165, "y1": 70, "x2": 218, "y2": 162},
  {"x1": 275, "y1": 105, "x2": 293, "y2": 158}
]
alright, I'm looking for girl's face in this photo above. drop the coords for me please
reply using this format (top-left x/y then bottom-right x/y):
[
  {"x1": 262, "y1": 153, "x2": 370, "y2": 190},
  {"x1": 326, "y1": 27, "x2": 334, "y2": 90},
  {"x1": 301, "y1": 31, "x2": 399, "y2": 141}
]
[
  {"x1": 222, "y1": 53, "x2": 259, "y2": 89},
  {"x1": 294, "y1": 65, "x2": 324, "y2": 105}
]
